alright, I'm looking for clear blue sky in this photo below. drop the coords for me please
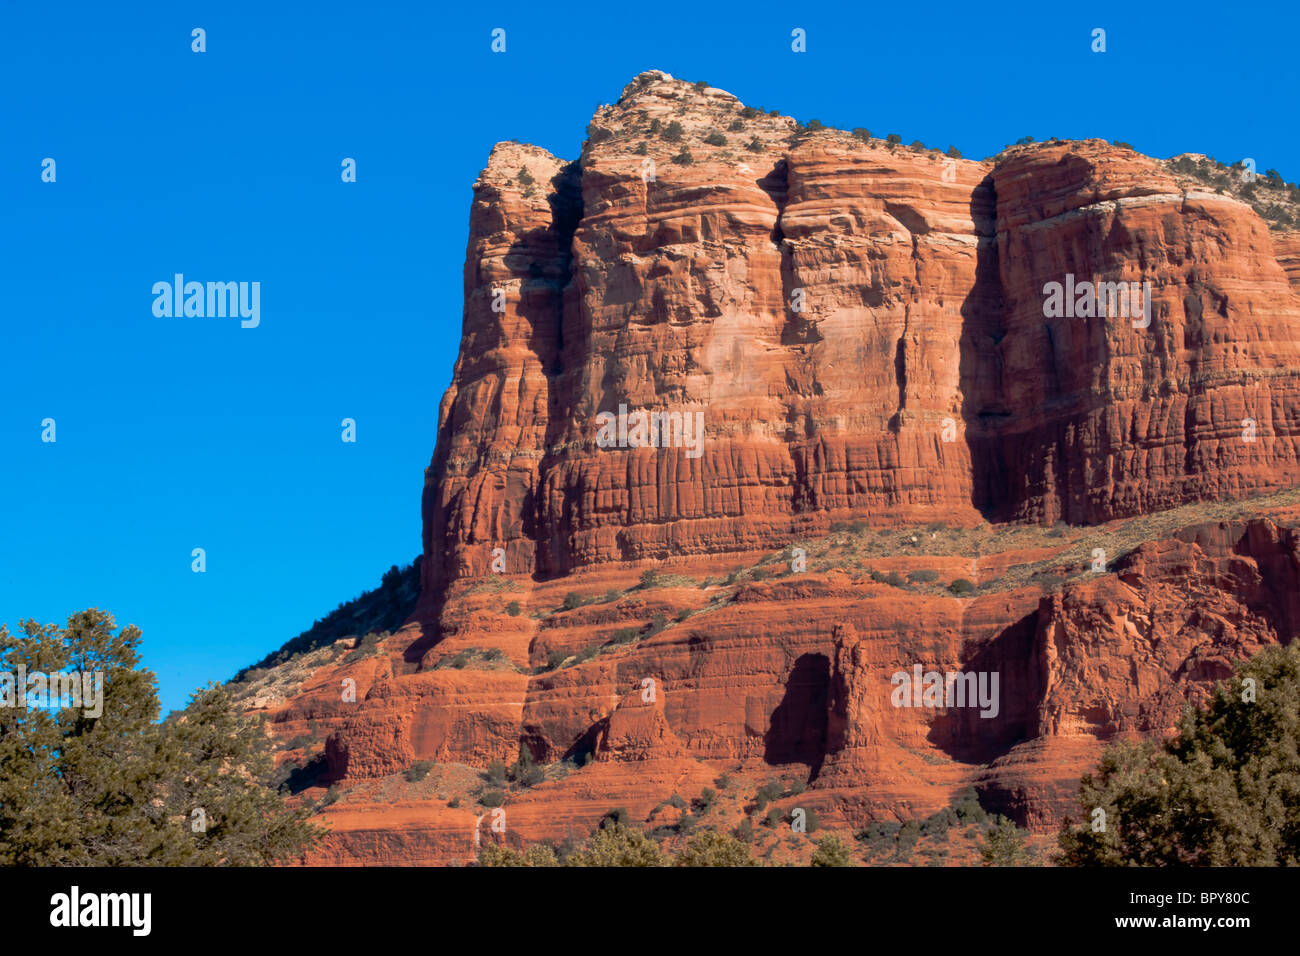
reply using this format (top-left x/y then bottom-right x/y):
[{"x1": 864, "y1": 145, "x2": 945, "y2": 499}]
[{"x1": 2, "y1": 1, "x2": 1296, "y2": 715}]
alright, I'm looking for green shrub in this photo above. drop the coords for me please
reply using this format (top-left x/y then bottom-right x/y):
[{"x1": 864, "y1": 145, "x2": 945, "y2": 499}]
[
  {"x1": 948, "y1": 578, "x2": 975, "y2": 595},
  {"x1": 757, "y1": 779, "x2": 783, "y2": 804},
  {"x1": 562, "y1": 592, "x2": 583, "y2": 611},
  {"x1": 508, "y1": 747, "x2": 544, "y2": 788},
  {"x1": 476, "y1": 844, "x2": 560, "y2": 867},
  {"x1": 704, "y1": 131, "x2": 726, "y2": 146},
  {"x1": 480, "y1": 790, "x2": 506, "y2": 808},
  {"x1": 566, "y1": 822, "x2": 664, "y2": 866},
  {"x1": 675, "y1": 829, "x2": 760, "y2": 867},
  {"x1": 856, "y1": 821, "x2": 902, "y2": 852},
  {"x1": 852, "y1": 128, "x2": 872, "y2": 142},
  {"x1": 923, "y1": 807, "x2": 958, "y2": 839},
  {"x1": 671, "y1": 149, "x2": 694, "y2": 166},
  {"x1": 405, "y1": 759, "x2": 436, "y2": 783},
  {"x1": 746, "y1": 137, "x2": 764, "y2": 153},
  {"x1": 886, "y1": 133, "x2": 902, "y2": 145},
  {"x1": 485, "y1": 761, "x2": 508, "y2": 787},
  {"x1": 640, "y1": 569, "x2": 660, "y2": 588},
  {"x1": 982, "y1": 815, "x2": 1032, "y2": 866},
  {"x1": 505, "y1": 601, "x2": 521, "y2": 616},
  {"x1": 896, "y1": 819, "x2": 922, "y2": 859},
  {"x1": 663, "y1": 121, "x2": 683, "y2": 143},
  {"x1": 907, "y1": 569, "x2": 940, "y2": 584},
  {"x1": 952, "y1": 787, "x2": 988, "y2": 824},
  {"x1": 811, "y1": 834, "x2": 854, "y2": 866}
]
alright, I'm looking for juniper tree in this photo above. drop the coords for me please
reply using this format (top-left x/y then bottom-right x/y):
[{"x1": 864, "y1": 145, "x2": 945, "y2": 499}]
[
  {"x1": 1059, "y1": 643, "x2": 1300, "y2": 866},
  {"x1": 0, "y1": 609, "x2": 320, "y2": 866}
]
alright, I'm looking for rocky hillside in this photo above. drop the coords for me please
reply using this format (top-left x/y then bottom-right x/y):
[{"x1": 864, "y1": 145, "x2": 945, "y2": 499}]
[{"x1": 235, "y1": 71, "x2": 1300, "y2": 865}]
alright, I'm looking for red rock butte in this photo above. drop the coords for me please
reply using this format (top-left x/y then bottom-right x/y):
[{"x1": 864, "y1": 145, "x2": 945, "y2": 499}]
[{"x1": 255, "y1": 71, "x2": 1300, "y2": 865}]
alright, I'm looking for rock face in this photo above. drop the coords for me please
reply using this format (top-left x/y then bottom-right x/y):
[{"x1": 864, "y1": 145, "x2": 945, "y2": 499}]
[
  {"x1": 1275, "y1": 232, "x2": 1300, "y2": 290},
  {"x1": 256, "y1": 72, "x2": 1300, "y2": 865},
  {"x1": 421, "y1": 71, "x2": 1300, "y2": 599},
  {"x1": 990, "y1": 147, "x2": 1300, "y2": 524}
]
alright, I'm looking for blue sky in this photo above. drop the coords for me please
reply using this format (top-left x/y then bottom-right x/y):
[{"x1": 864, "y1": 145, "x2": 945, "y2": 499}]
[{"x1": 2, "y1": 1, "x2": 1296, "y2": 715}]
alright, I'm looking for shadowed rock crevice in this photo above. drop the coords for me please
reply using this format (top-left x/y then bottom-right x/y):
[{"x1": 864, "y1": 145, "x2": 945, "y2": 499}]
[
  {"x1": 770, "y1": 158, "x2": 821, "y2": 349},
  {"x1": 764, "y1": 653, "x2": 831, "y2": 781},
  {"x1": 957, "y1": 173, "x2": 1009, "y2": 520},
  {"x1": 927, "y1": 611, "x2": 1041, "y2": 764}
]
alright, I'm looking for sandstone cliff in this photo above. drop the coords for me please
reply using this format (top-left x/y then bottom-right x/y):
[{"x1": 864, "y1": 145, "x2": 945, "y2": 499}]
[
  {"x1": 239, "y1": 72, "x2": 1300, "y2": 865},
  {"x1": 422, "y1": 71, "x2": 1300, "y2": 599}
]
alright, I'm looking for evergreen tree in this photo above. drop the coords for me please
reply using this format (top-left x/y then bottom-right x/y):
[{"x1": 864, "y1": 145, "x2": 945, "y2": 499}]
[
  {"x1": 809, "y1": 834, "x2": 855, "y2": 867},
  {"x1": 981, "y1": 815, "x2": 1032, "y2": 866},
  {"x1": 476, "y1": 844, "x2": 558, "y2": 867},
  {"x1": 0, "y1": 610, "x2": 320, "y2": 865},
  {"x1": 674, "y1": 829, "x2": 760, "y2": 867},
  {"x1": 564, "y1": 823, "x2": 666, "y2": 867},
  {"x1": 1059, "y1": 643, "x2": 1300, "y2": 866}
]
